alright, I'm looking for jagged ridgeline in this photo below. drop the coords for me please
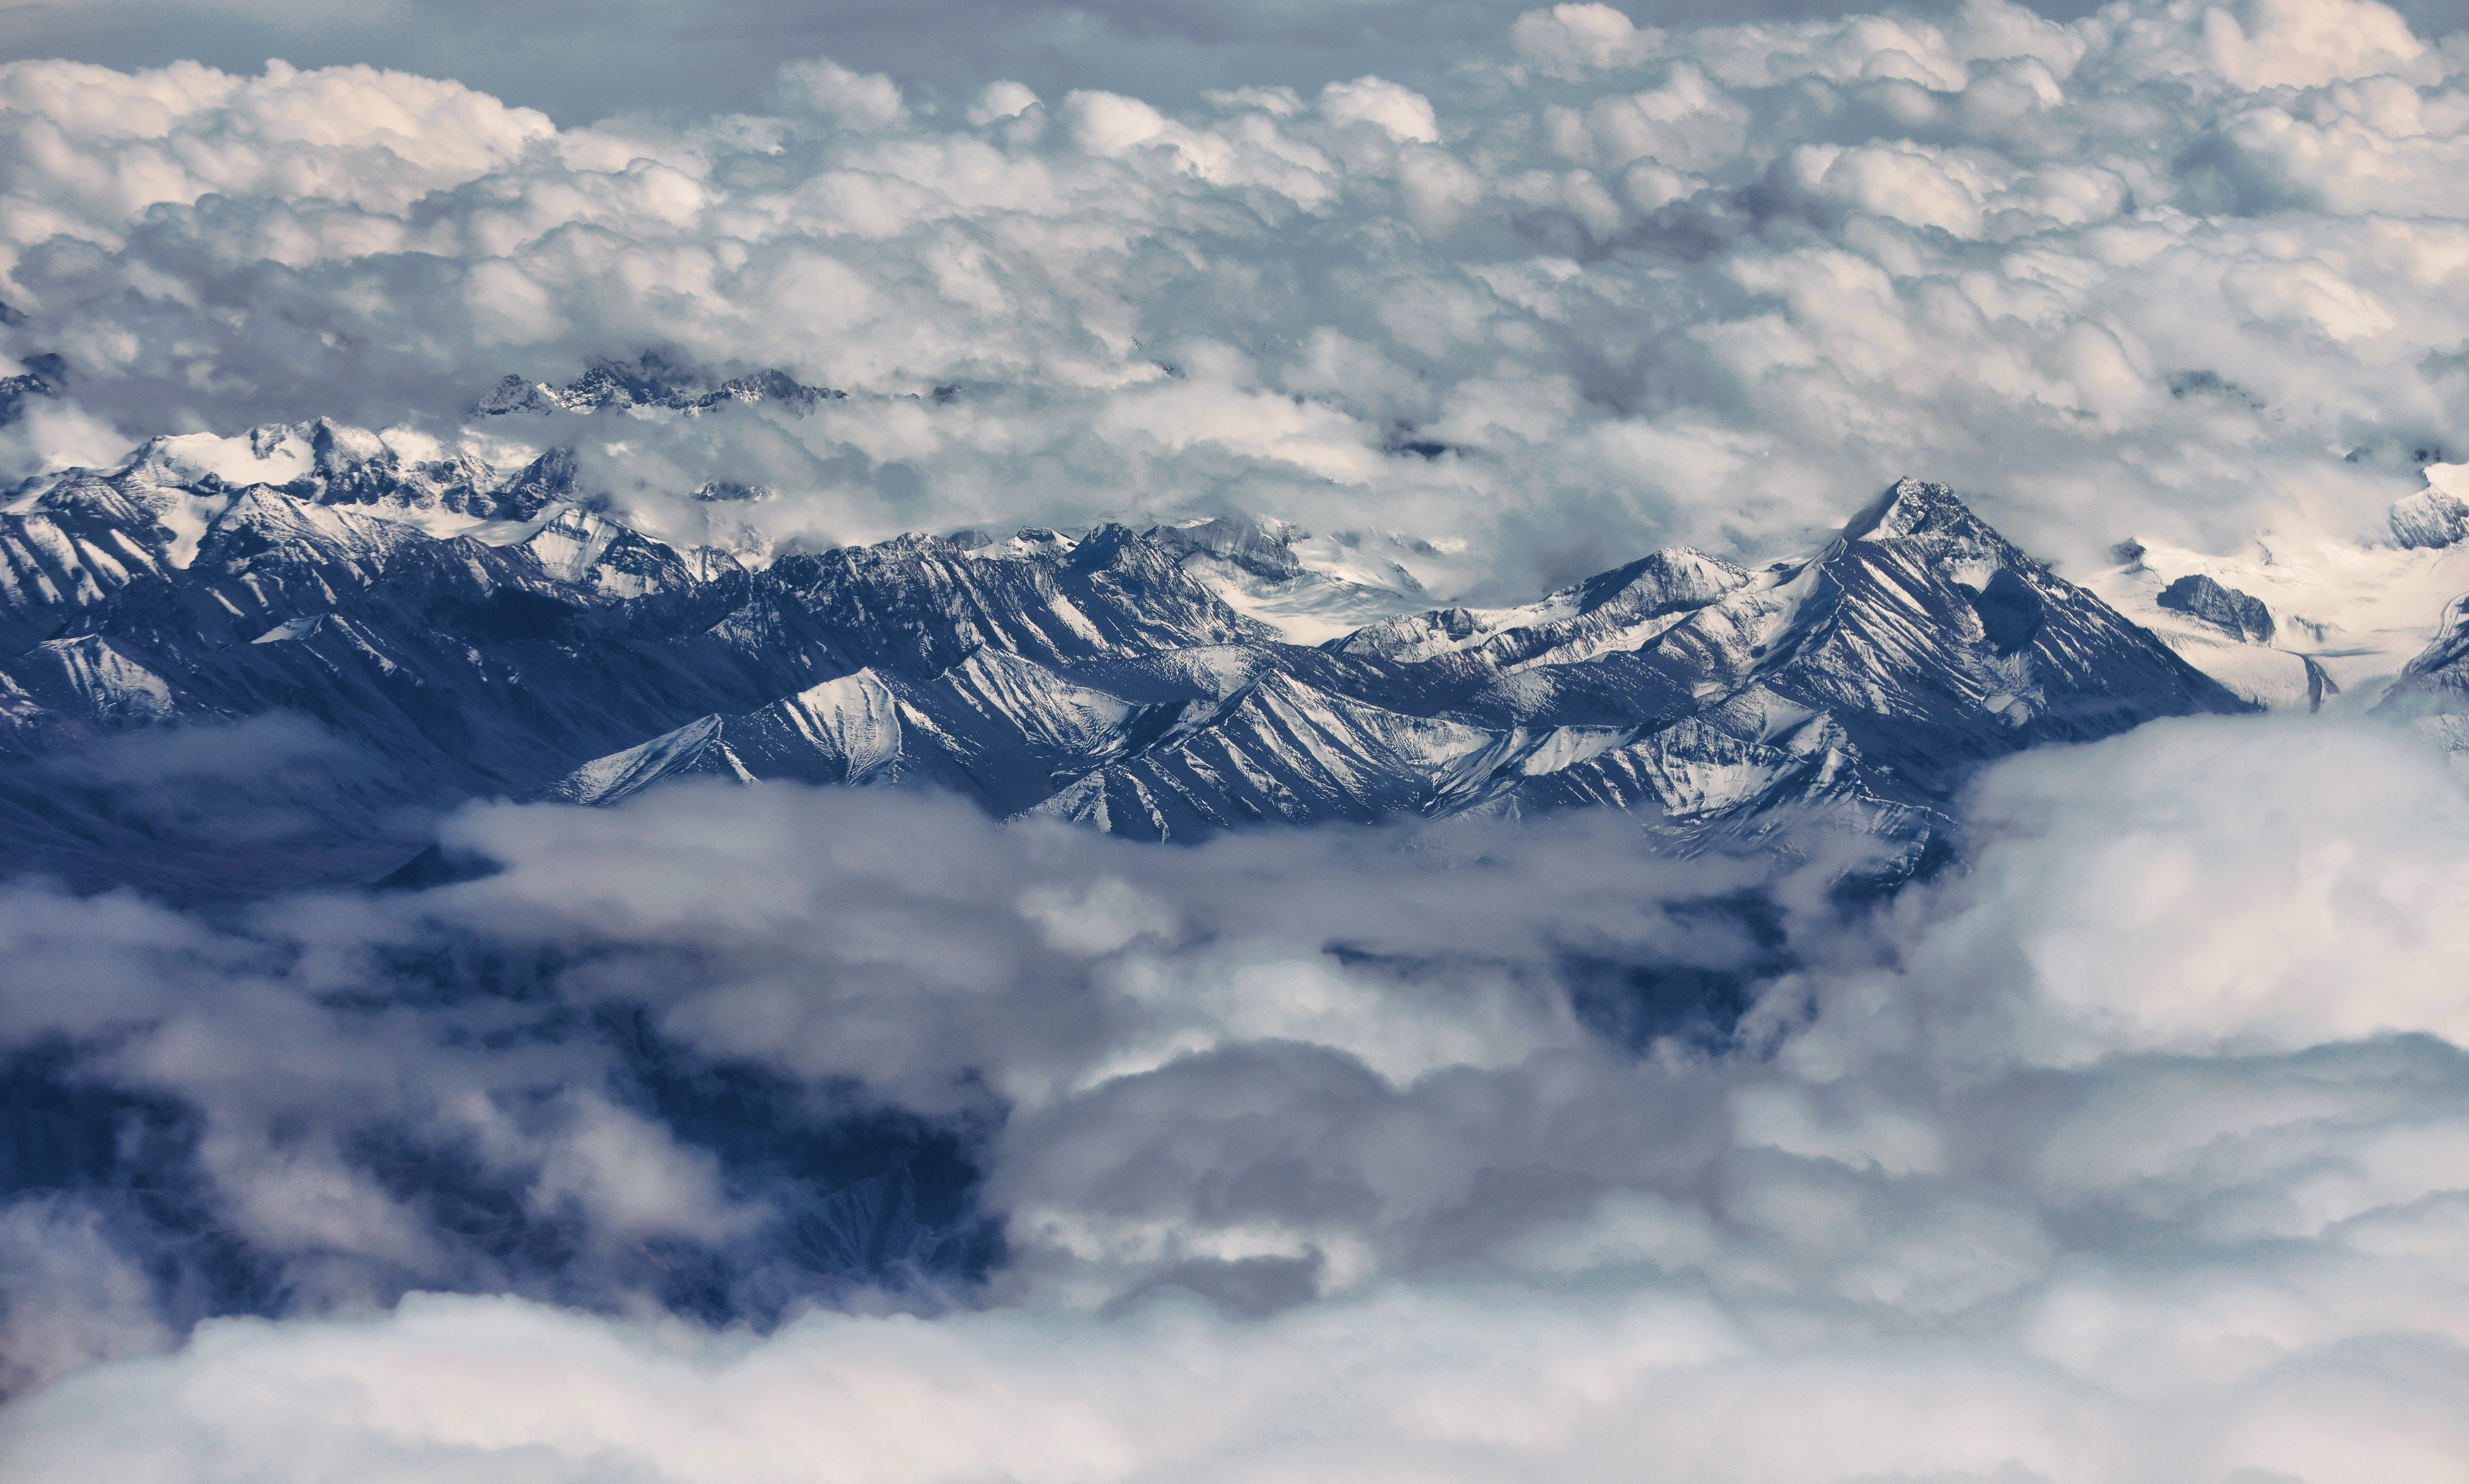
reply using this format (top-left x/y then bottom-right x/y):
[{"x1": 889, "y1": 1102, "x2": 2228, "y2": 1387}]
[{"x1": 0, "y1": 415, "x2": 2254, "y2": 896}]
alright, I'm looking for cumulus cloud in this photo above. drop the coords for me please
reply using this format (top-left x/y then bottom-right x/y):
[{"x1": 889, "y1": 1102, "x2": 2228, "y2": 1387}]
[
  {"x1": 1870, "y1": 715, "x2": 2469, "y2": 1059},
  {"x1": 0, "y1": 715, "x2": 2466, "y2": 1478},
  {"x1": 0, "y1": 0, "x2": 2464, "y2": 598},
  {"x1": 0, "y1": 785, "x2": 1780, "y2": 1388}
]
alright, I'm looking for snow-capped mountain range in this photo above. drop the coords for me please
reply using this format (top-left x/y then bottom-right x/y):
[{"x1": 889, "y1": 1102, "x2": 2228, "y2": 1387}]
[{"x1": 8, "y1": 367, "x2": 2468, "y2": 898}]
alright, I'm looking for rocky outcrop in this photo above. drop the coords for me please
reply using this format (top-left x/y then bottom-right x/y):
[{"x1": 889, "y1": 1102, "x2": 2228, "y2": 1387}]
[{"x1": 2156, "y1": 573, "x2": 2274, "y2": 644}]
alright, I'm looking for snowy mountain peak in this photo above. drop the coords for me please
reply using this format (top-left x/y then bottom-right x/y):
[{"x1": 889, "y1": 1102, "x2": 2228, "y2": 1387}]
[
  {"x1": 0, "y1": 463, "x2": 2312, "y2": 896},
  {"x1": 2391, "y1": 462, "x2": 2469, "y2": 550},
  {"x1": 475, "y1": 353, "x2": 848, "y2": 418},
  {"x1": 1839, "y1": 476, "x2": 2000, "y2": 550}
]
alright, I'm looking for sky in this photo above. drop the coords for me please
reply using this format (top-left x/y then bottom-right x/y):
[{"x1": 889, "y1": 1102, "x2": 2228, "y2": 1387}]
[
  {"x1": 3, "y1": 0, "x2": 2130, "y2": 125},
  {"x1": 3, "y1": 2, "x2": 2469, "y2": 1480}
]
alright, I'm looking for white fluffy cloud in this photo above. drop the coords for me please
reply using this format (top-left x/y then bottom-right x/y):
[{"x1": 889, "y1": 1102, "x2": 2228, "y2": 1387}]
[
  {"x1": 0, "y1": 0, "x2": 2463, "y2": 595},
  {"x1": 1879, "y1": 715, "x2": 2469, "y2": 1059},
  {"x1": 2, "y1": 717, "x2": 2468, "y2": 1479}
]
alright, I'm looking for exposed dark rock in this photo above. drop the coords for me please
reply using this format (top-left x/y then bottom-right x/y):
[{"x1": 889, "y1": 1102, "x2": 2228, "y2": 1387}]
[
  {"x1": 0, "y1": 350, "x2": 66, "y2": 427},
  {"x1": 2156, "y1": 572, "x2": 2274, "y2": 643}
]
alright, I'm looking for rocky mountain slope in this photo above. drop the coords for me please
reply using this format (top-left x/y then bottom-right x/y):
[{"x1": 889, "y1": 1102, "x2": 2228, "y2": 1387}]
[{"x1": 0, "y1": 412, "x2": 2265, "y2": 897}]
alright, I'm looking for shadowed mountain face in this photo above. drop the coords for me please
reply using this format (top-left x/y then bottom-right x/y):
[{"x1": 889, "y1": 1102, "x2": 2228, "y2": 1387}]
[{"x1": 0, "y1": 440, "x2": 2252, "y2": 897}]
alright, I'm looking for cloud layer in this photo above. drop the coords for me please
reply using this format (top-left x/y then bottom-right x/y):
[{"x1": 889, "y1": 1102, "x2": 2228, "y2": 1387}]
[
  {"x1": 3, "y1": 0, "x2": 2466, "y2": 598},
  {"x1": 2, "y1": 715, "x2": 2467, "y2": 1479}
]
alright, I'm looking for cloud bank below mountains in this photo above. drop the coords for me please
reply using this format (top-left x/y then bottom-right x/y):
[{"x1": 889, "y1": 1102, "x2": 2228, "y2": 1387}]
[
  {"x1": 2, "y1": 0, "x2": 2466, "y2": 598},
  {"x1": 3, "y1": 715, "x2": 2468, "y2": 1479}
]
